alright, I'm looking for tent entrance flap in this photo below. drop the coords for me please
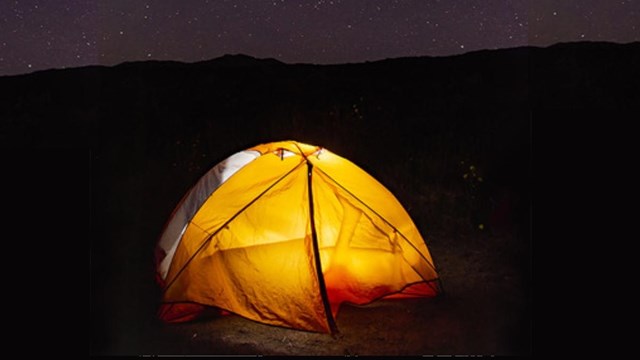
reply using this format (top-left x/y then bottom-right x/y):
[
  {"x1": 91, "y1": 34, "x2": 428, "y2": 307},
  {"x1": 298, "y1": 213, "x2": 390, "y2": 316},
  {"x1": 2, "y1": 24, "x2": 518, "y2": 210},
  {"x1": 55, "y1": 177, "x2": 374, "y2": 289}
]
[{"x1": 307, "y1": 161, "x2": 338, "y2": 334}]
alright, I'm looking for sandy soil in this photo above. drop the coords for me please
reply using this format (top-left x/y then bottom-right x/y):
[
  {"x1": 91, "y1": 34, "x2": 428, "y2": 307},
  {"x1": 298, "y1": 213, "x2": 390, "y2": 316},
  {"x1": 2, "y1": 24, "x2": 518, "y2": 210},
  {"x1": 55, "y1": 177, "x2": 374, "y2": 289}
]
[{"x1": 140, "y1": 232, "x2": 530, "y2": 356}]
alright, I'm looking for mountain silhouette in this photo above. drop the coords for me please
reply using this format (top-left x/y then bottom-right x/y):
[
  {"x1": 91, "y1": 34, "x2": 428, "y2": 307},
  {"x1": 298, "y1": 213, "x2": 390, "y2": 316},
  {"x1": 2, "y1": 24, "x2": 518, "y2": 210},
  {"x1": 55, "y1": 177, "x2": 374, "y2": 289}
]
[
  {"x1": 1, "y1": 41, "x2": 638, "y2": 150},
  {"x1": 2, "y1": 42, "x2": 638, "y2": 226}
]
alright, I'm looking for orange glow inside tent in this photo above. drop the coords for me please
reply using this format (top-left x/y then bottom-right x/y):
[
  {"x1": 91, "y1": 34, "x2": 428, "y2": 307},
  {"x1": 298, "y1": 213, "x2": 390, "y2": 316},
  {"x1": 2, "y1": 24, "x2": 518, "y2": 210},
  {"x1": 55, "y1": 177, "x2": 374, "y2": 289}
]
[{"x1": 155, "y1": 141, "x2": 441, "y2": 333}]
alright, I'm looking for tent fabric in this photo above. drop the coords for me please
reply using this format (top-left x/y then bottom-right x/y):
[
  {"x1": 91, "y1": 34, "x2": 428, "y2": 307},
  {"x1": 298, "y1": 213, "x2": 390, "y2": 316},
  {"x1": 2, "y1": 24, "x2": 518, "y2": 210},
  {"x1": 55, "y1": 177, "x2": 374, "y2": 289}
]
[
  {"x1": 156, "y1": 140, "x2": 441, "y2": 333},
  {"x1": 156, "y1": 150, "x2": 261, "y2": 280}
]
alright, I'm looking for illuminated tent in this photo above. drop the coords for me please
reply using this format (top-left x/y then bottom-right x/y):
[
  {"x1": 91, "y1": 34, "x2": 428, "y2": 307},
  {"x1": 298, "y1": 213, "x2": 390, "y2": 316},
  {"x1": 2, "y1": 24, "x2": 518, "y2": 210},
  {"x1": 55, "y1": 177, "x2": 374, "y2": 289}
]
[{"x1": 155, "y1": 140, "x2": 441, "y2": 333}]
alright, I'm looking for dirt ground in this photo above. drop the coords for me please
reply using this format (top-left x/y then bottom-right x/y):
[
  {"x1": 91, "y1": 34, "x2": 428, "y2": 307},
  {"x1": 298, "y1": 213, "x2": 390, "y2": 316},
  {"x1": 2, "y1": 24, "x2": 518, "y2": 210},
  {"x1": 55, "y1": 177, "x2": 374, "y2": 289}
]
[{"x1": 136, "y1": 232, "x2": 531, "y2": 356}]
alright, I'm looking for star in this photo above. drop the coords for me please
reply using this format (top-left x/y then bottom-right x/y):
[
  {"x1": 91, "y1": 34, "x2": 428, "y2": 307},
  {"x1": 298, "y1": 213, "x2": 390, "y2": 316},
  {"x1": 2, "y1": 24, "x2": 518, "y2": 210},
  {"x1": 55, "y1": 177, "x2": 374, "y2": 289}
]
[{"x1": 1, "y1": 0, "x2": 639, "y2": 76}]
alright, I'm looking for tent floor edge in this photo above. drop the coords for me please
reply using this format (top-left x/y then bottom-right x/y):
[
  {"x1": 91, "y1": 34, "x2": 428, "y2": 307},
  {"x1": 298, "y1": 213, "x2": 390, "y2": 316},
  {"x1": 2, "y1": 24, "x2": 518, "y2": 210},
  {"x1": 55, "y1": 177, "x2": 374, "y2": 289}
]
[{"x1": 307, "y1": 160, "x2": 339, "y2": 335}]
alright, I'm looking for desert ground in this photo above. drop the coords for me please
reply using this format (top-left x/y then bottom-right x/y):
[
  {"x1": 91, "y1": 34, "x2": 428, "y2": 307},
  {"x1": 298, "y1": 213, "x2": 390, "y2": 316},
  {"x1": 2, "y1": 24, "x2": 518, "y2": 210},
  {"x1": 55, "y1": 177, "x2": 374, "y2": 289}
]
[{"x1": 99, "y1": 226, "x2": 530, "y2": 356}]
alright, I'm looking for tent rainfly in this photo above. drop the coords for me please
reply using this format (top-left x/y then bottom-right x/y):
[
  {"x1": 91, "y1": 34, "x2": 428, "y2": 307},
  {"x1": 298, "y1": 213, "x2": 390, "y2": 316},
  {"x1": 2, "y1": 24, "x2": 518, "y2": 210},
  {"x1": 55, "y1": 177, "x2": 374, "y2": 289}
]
[{"x1": 155, "y1": 140, "x2": 441, "y2": 333}]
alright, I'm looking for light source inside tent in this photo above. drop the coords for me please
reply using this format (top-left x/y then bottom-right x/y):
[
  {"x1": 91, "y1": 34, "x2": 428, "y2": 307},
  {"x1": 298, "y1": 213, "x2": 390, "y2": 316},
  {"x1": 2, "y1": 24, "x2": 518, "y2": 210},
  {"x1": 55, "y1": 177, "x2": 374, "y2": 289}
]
[{"x1": 155, "y1": 141, "x2": 441, "y2": 332}]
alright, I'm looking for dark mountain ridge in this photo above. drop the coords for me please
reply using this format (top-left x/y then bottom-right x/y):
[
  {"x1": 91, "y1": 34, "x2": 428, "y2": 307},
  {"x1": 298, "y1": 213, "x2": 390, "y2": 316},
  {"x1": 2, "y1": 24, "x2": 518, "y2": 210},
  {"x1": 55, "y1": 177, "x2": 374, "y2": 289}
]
[
  {"x1": 1, "y1": 42, "x2": 637, "y2": 199},
  {"x1": 1, "y1": 41, "x2": 637, "y2": 230}
]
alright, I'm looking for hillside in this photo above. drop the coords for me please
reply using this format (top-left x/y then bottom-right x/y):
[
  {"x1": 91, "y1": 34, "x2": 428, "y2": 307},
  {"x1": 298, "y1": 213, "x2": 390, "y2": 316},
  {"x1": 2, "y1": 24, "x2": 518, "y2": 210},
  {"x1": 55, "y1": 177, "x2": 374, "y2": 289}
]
[{"x1": 3, "y1": 41, "x2": 636, "y2": 355}]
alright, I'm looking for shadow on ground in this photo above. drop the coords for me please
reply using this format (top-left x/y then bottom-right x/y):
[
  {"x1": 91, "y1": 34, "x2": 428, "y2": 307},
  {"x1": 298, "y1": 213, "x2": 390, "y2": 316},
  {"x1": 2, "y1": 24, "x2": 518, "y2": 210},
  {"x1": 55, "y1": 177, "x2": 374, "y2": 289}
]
[{"x1": 110, "y1": 232, "x2": 530, "y2": 356}]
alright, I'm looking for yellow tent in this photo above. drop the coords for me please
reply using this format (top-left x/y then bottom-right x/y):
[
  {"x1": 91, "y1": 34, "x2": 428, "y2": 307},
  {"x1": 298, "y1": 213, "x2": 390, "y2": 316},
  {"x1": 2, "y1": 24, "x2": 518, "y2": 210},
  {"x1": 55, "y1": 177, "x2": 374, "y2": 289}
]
[{"x1": 155, "y1": 141, "x2": 441, "y2": 333}]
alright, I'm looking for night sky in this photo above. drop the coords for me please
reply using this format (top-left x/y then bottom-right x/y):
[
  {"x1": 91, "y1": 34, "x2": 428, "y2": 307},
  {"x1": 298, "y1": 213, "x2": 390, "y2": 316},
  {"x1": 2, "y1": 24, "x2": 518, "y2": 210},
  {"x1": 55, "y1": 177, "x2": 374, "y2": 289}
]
[{"x1": 1, "y1": 0, "x2": 639, "y2": 76}]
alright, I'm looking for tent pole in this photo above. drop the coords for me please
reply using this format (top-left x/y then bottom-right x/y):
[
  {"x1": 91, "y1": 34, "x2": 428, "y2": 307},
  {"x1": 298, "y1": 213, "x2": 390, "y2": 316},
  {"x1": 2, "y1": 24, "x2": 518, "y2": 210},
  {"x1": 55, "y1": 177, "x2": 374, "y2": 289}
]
[{"x1": 307, "y1": 161, "x2": 339, "y2": 335}]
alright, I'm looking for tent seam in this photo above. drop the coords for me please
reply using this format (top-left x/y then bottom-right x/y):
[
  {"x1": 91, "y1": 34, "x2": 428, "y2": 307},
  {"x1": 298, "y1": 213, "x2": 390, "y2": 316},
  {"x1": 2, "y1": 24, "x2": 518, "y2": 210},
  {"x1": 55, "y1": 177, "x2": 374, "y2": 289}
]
[
  {"x1": 162, "y1": 160, "x2": 307, "y2": 295},
  {"x1": 313, "y1": 166, "x2": 439, "y2": 274}
]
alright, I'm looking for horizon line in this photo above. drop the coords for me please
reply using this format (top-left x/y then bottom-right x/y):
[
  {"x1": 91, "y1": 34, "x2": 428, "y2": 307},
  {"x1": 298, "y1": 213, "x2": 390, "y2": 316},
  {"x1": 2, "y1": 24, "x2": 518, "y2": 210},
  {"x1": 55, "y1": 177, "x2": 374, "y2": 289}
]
[{"x1": 2, "y1": 40, "x2": 638, "y2": 78}]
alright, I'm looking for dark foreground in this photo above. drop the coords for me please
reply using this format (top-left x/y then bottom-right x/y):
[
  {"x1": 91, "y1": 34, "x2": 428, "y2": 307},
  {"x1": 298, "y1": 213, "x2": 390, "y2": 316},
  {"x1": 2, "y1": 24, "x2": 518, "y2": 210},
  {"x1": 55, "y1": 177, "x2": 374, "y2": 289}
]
[{"x1": 151, "y1": 233, "x2": 529, "y2": 356}]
